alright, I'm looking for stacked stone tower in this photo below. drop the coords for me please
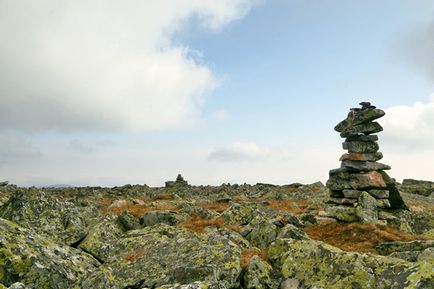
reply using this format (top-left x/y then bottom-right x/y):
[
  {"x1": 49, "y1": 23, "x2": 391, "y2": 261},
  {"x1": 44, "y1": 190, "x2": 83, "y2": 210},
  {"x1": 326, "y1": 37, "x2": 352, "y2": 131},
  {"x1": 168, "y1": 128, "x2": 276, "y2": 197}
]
[{"x1": 326, "y1": 102, "x2": 406, "y2": 222}]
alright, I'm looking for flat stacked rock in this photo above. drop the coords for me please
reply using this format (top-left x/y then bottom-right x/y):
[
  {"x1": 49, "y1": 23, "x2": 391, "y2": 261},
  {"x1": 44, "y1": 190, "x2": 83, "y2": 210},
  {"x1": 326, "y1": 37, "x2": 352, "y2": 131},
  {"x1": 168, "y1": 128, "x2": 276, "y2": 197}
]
[{"x1": 326, "y1": 102, "x2": 407, "y2": 222}]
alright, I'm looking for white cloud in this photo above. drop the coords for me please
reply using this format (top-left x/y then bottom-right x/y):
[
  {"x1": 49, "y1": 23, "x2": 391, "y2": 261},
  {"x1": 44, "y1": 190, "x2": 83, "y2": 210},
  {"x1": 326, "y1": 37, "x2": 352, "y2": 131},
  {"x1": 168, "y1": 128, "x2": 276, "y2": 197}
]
[
  {"x1": 209, "y1": 142, "x2": 288, "y2": 162},
  {"x1": 381, "y1": 95, "x2": 434, "y2": 148},
  {"x1": 0, "y1": 134, "x2": 41, "y2": 164},
  {"x1": 0, "y1": 0, "x2": 260, "y2": 132}
]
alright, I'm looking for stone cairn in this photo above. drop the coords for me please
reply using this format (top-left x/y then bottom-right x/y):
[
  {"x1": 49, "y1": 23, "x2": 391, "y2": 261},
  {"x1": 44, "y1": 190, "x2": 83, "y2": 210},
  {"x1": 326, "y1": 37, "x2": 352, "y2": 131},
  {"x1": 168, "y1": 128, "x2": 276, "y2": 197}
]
[{"x1": 326, "y1": 102, "x2": 406, "y2": 223}]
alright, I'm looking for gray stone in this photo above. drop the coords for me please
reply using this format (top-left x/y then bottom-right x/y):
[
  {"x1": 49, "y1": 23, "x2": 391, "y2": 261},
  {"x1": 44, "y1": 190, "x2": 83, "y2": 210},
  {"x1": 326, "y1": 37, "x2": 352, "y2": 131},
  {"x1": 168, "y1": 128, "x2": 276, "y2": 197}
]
[
  {"x1": 400, "y1": 179, "x2": 434, "y2": 197},
  {"x1": 140, "y1": 211, "x2": 177, "y2": 227},
  {"x1": 246, "y1": 215, "x2": 278, "y2": 248},
  {"x1": 117, "y1": 211, "x2": 140, "y2": 230},
  {"x1": 341, "y1": 160, "x2": 390, "y2": 171},
  {"x1": 376, "y1": 199, "x2": 391, "y2": 209},
  {"x1": 277, "y1": 224, "x2": 308, "y2": 240},
  {"x1": 327, "y1": 170, "x2": 387, "y2": 191},
  {"x1": 242, "y1": 255, "x2": 273, "y2": 289},
  {"x1": 342, "y1": 141, "x2": 379, "y2": 153},
  {"x1": 342, "y1": 189, "x2": 362, "y2": 199},
  {"x1": 376, "y1": 240, "x2": 434, "y2": 256},
  {"x1": 345, "y1": 134, "x2": 379, "y2": 142},
  {"x1": 340, "y1": 121, "x2": 383, "y2": 137},
  {"x1": 325, "y1": 206, "x2": 358, "y2": 222},
  {"x1": 334, "y1": 108, "x2": 385, "y2": 133},
  {"x1": 339, "y1": 152, "x2": 383, "y2": 161},
  {"x1": 356, "y1": 191, "x2": 378, "y2": 223},
  {"x1": 368, "y1": 189, "x2": 389, "y2": 199},
  {"x1": 328, "y1": 197, "x2": 358, "y2": 205}
]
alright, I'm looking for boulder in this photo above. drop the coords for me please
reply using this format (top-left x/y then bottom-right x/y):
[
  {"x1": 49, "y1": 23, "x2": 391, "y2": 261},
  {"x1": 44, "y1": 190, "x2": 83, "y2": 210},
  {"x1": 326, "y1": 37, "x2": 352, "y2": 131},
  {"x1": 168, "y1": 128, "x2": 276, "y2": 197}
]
[
  {"x1": 117, "y1": 211, "x2": 140, "y2": 230},
  {"x1": 0, "y1": 190, "x2": 98, "y2": 245},
  {"x1": 273, "y1": 239, "x2": 434, "y2": 289},
  {"x1": 221, "y1": 202, "x2": 270, "y2": 225},
  {"x1": 400, "y1": 179, "x2": 434, "y2": 197},
  {"x1": 0, "y1": 218, "x2": 99, "y2": 288},
  {"x1": 241, "y1": 255, "x2": 274, "y2": 289},
  {"x1": 78, "y1": 225, "x2": 241, "y2": 289},
  {"x1": 246, "y1": 215, "x2": 278, "y2": 248},
  {"x1": 78, "y1": 216, "x2": 124, "y2": 263},
  {"x1": 140, "y1": 211, "x2": 177, "y2": 227},
  {"x1": 277, "y1": 224, "x2": 308, "y2": 240}
]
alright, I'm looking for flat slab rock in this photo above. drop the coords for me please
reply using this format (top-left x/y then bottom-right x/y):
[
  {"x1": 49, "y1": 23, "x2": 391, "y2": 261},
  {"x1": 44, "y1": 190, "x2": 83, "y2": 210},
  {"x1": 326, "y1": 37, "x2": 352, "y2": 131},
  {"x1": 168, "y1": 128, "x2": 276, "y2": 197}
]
[
  {"x1": 342, "y1": 140, "x2": 379, "y2": 153},
  {"x1": 334, "y1": 108, "x2": 385, "y2": 133},
  {"x1": 340, "y1": 122, "x2": 383, "y2": 138},
  {"x1": 341, "y1": 160, "x2": 391, "y2": 172},
  {"x1": 340, "y1": 152, "x2": 383, "y2": 162}
]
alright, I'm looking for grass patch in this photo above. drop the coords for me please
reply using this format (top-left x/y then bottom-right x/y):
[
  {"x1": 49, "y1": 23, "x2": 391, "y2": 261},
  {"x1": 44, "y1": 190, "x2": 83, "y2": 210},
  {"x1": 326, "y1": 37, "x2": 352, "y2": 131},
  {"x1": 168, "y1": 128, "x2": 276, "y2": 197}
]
[
  {"x1": 240, "y1": 247, "x2": 269, "y2": 268},
  {"x1": 200, "y1": 201, "x2": 230, "y2": 212},
  {"x1": 123, "y1": 250, "x2": 145, "y2": 262},
  {"x1": 102, "y1": 201, "x2": 178, "y2": 218},
  {"x1": 267, "y1": 199, "x2": 310, "y2": 214},
  {"x1": 304, "y1": 222, "x2": 422, "y2": 253}
]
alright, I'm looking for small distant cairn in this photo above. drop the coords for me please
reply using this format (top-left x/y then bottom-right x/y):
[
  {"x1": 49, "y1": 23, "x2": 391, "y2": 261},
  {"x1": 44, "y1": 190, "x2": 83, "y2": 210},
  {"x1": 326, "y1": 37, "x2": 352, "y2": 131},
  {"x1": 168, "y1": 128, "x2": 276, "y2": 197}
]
[
  {"x1": 326, "y1": 102, "x2": 406, "y2": 223},
  {"x1": 165, "y1": 174, "x2": 189, "y2": 188}
]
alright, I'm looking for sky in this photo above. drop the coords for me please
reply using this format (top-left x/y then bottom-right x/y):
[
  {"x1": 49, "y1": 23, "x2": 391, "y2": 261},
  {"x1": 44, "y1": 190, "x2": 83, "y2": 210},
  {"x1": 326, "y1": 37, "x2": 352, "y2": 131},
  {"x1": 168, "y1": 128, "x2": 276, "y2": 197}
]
[{"x1": 0, "y1": 0, "x2": 433, "y2": 187}]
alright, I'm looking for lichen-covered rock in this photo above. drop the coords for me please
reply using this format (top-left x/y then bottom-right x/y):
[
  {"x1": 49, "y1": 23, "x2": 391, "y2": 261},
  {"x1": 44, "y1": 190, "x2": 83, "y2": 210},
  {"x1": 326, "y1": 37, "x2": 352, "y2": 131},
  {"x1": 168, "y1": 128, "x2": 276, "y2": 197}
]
[
  {"x1": 117, "y1": 211, "x2": 140, "y2": 230},
  {"x1": 324, "y1": 206, "x2": 358, "y2": 222},
  {"x1": 277, "y1": 224, "x2": 308, "y2": 240},
  {"x1": 242, "y1": 255, "x2": 274, "y2": 289},
  {"x1": 334, "y1": 108, "x2": 385, "y2": 133},
  {"x1": 140, "y1": 211, "x2": 177, "y2": 227},
  {"x1": 221, "y1": 202, "x2": 270, "y2": 225},
  {"x1": 400, "y1": 179, "x2": 434, "y2": 197},
  {"x1": 276, "y1": 239, "x2": 433, "y2": 289},
  {"x1": 245, "y1": 215, "x2": 278, "y2": 248},
  {"x1": 78, "y1": 225, "x2": 241, "y2": 289},
  {"x1": 339, "y1": 121, "x2": 383, "y2": 137},
  {"x1": 356, "y1": 191, "x2": 378, "y2": 223},
  {"x1": 0, "y1": 218, "x2": 99, "y2": 288},
  {"x1": 375, "y1": 240, "x2": 434, "y2": 256},
  {"x1": 78, "y1": 216, "x2": 124, "y2": 263},
  {"x1": 0, "y1": 190, "x2": 99, "y2": 245}
]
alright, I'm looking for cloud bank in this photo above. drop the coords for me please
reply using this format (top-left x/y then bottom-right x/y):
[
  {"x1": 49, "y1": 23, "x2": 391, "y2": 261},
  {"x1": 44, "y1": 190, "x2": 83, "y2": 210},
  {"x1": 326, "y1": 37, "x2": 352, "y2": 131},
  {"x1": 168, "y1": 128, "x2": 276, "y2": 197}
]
[
  {"x1": 0, "y1": 0, "x2": 260, "y2": 132},
  {"x1": 381, "y1": 95, "x2": 434, "y2": 148}
]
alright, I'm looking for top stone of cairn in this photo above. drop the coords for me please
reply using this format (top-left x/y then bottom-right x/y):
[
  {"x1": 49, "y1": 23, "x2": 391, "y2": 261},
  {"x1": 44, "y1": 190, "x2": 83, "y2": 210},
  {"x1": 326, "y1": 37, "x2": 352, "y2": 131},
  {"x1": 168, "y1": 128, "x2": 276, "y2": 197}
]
[{"x1": 334, "y1": 102, "x2": 385, "y2": 135}]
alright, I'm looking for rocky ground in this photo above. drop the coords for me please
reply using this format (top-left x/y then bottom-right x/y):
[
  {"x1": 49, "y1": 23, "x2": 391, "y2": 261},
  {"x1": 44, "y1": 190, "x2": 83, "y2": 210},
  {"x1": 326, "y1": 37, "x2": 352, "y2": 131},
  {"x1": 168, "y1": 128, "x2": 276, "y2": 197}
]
[{"x1": 0, "y1": 176, "x2": 433, "y2": 289}]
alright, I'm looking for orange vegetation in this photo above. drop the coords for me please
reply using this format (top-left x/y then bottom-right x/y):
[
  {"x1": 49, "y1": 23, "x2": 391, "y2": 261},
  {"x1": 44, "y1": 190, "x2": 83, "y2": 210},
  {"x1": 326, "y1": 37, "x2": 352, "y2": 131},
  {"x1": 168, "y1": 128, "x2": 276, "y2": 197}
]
[
  {"x1": 151, "y1": 193, "x2": 174, "y2": 201},
  {"x1": 304, "y1": 222, "x2": 422, "y2": 253},
  {"x1": 240, "y1": 247, "x2": 269, "y2": 268},
  {"x1": 233, "y1": 196, "x2": 258, "y2": 203},
  {"x1": 180, "y1": 215, "x2": 241, "y2": 233},
  {"x1": 267, "y1": 199, "x2": 310, "y2": 214},
  {"x1": 123, "y1": 250, "x2": 145, "y2": 262},
  {"x1": 404, "y1": 199, "x2": 434, "y2": 213},
  {"x1": 200, "y1": 201, "x2": 230, "y2": 212},
  {"x1": 102, "y1": 201, "x2": 178, "y2": 218}
]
